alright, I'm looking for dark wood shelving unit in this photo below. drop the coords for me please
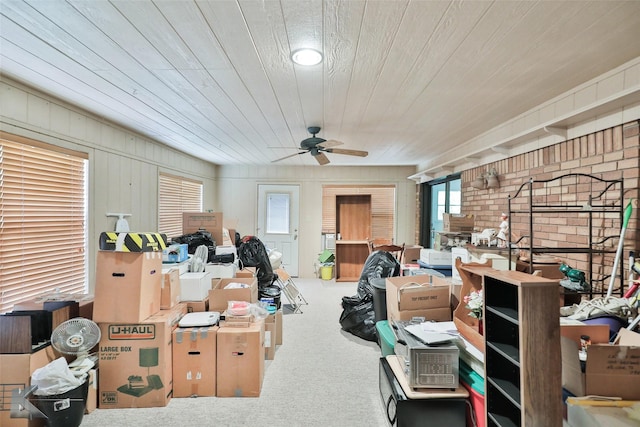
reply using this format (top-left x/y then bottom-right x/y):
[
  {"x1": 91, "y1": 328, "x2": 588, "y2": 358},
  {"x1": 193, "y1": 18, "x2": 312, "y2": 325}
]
[{"x1": 483, "y1": 269, "x2": 562, "y2": 427}]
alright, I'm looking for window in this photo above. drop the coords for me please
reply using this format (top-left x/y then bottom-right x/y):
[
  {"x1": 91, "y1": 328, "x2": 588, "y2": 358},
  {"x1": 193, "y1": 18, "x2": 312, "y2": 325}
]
[
  {"x1": 0, "y1": 133, "x2": 88, "y2": 314},
  {"x1": 266, "y1": 192, "x2": 290, "y2": 234},
  {"x1": 158, "y1": 172, "x2": 203, "y2": 239}
]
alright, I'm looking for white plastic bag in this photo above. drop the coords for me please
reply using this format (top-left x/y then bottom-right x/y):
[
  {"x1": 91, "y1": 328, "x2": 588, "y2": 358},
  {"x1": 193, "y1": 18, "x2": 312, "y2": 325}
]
[{"x1": 31, "y1": 357, "x2": 83, "y2": 396}]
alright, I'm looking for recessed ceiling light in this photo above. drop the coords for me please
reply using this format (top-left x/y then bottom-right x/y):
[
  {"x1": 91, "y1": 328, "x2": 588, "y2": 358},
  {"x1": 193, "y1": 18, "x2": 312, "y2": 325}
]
[{"x1": 291, "y1": 48, "x2": 323, "y2": 66}]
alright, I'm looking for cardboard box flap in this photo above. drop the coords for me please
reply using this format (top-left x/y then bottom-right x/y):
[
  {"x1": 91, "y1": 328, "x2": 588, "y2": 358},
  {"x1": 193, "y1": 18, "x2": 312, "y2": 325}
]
[
  {"x1": 561, "y1": 336, "x2": 585, "y2": 397},
  {"x1": 614, "y1": 327, "x2": 640, "y2": 345}
]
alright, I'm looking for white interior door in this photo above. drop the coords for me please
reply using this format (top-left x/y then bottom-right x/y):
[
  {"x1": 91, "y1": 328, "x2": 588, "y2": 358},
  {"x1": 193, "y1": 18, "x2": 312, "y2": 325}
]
[{"x1": 257, "y1": 184, "x2": 299, "y2": 276}]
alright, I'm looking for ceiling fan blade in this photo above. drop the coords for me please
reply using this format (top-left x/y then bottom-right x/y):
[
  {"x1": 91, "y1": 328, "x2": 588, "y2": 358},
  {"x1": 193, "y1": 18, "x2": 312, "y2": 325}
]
[
  {"x1": 313, "y1": 151, "x2": 330, "y2": 165},
  {"x1": 326, "y1": 148, "x2": 369, "y2": 157},
  {"x1": 317, "y1": 139, "x2": 343, "y2": 149},
  {"x1": 271, "y1": 151, "x2": 306, "y2": 163}
]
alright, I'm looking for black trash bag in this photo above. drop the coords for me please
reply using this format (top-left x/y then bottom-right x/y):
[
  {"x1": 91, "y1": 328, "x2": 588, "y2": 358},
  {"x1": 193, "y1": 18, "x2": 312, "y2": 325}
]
[
  {"x1": 237, "y1": 236, "x2": 275, "y2": 288},
  {"x1": 339, "y1": 294, "x2": 376, "y2": 341},
  {"x1": 339, "y1": 251, "x2": 400, "y2": 342},
  {"x1": 172, "y1": 230, "x2": 216, "y2": 255},
  {"x1": 356, "y1": 251, "x2": 401, "y2": 299}
]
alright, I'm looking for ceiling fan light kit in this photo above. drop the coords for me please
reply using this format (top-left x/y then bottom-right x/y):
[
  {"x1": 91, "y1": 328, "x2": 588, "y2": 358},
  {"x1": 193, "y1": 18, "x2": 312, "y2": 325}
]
[{"x1": 272, "y1": 126, "x2": 368, "y2": 165}]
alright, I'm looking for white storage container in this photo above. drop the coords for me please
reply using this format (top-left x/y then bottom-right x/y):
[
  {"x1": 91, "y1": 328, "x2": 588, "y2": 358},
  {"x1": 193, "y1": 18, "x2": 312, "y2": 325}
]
[
  {"x1": 419, "y1": 248, "x2": 452, "y2": 266},
  {"x1": 179, "y1": 272, "x2": 213, "y2": 301},
  {"x1": 204, "y1": 263, "x2": 237, "y2": 278}
]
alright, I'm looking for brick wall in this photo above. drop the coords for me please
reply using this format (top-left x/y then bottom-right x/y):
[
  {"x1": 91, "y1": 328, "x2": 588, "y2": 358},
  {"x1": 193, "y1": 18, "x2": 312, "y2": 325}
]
[{"x1": 461, "y1": 120, "x2": 640, "y2": 293}]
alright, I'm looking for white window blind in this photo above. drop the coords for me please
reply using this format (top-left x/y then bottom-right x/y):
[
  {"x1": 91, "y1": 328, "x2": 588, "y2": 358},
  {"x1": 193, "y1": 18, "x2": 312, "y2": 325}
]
[
  {"x1": 0, "y1": 133, "x2": 88, "y2": 314},
  {"x1": 158, "y1": 172, "x2": 203, "y2": 239}
]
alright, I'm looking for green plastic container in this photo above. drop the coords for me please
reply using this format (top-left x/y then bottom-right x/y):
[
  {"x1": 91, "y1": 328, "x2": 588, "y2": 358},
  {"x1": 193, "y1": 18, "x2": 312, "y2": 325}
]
[
  {"x1": 375, "y1": 320, "x2": 396, "y2": 356},
  {"x1": 459, "y1": 359, "x2": 484, "y2": 396},
  {"x1": 318, "y1": 249, "x2": 335, "y2": 263}
]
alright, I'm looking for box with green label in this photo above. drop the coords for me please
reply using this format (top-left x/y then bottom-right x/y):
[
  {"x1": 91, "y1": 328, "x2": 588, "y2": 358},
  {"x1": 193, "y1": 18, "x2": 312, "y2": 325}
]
[{"x1": 98, "y1": 304, "x2": 186, "y2": 409}]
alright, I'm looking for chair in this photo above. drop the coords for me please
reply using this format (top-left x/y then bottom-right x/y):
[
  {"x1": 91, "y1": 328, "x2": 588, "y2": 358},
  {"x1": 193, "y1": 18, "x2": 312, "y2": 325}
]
[
  {"x1": 274, "y1": 267, "x2": 308, "y2": 314},
  {"x1": 371, "y1": 243, "x2": 405, "y2": 263}
]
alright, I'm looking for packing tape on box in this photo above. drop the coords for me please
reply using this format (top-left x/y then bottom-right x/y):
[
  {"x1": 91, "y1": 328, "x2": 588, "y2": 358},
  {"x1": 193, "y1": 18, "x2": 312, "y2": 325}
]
[{"x1": 100, "y1": 232, "x2": 168, "y2": 252}]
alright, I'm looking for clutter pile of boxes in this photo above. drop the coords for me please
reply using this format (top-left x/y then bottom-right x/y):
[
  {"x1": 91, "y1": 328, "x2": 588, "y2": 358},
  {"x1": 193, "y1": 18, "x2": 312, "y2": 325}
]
[
  {"x1": 0, "y1": 213, "x2": 284, "y2": 426},
  {"x1": 94, "y1": 225, "x2": 283, "y2": 408}
]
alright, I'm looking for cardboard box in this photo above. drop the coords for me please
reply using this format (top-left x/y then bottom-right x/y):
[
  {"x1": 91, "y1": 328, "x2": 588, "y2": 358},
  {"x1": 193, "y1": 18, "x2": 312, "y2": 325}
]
[
  {"x1": 226, "y1": 228, "x2": 237, "y2": 246},
  {"x1": 209, "y1": 278, "x2": 258, "y2": 312},
  {"x1": 235, "y1": 268, "x2": 256, "y2": 279},
  {"x1": 216, "y1": 321, "x2": 265, "y2": 397},
  {"x1": 182, "y1": 212, "x2": 223, "y2": 246},
  {"x1": 566, "y1": 397, "x2": 640, "y2": 427},
  {"x1": 99, "y1": 232, "x2": 168, "y2": 252},
  {"x1": 161, "y1": 269, "x2": 181, "y2": 310},
  {"x1": 186, "y1": 298, "x2": 209, "y2": 313},
  {"x1": 264, "y1": 313, "x2": 277, "y2": 360},
  {"x1": 172, "y1": 326, "x2": 218, "y2": 397},
  {"x1": 388, "y1": 307, "x2": 451, "y2": 322},
  {"x1": 97, "y1": 303, "x2": 187, "y2": 409},
  {"x1": 388, "y1": 275, "x2": 451, "y2": 310},
  {"x1": 443, "y1": 213, "x2": 474, "y2": 232},
  {"x1": 93, "y1": 251, "x2": 162, "y2": 323},
  {"x1": 162, "y1": 243, "x2": 188, "y2": 263},
  {"x1": 0, "y1": 346, "x2": 57, "y2": 427},
  {"x1": 85, "y1": 369, "x2": 97, "y2": 414},
  {"x1": 276, "y1": 309, "x2": 283, "y2": 345},
  {"x1": 220, "y1": 311, "x2": 253, "y2": 328},
  {"x1": 179, "y1": 272, "x2": 213, "y2": 302},
  {"x1": 385, "y1": 276, "x2": 451, "y2": 322},
  {"x1": 561, "y1": 328, "x2": 640, "y2": 400},
  {"x1": 402, "y1": 245, "x2": 423, "y2": 263}
]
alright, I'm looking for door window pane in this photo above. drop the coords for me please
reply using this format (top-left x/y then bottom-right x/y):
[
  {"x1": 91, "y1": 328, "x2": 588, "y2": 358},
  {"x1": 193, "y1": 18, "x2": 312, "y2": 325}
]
[{"x1": 266, "y1": 193, "x2": 290, "y2": 234}]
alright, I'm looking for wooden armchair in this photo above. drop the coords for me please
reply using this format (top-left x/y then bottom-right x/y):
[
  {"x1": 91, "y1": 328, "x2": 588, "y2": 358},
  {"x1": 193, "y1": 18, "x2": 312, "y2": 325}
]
[{"x1": 371, "y1": 242, "x2": 405, "y2": 263}]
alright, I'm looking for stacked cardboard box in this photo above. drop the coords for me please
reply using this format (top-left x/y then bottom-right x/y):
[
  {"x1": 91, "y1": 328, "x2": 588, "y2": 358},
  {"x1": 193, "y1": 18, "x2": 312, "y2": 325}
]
[
  {"x1": 94, "y1": 242, "x2": 184, "y2": 409},
  {"x1": 93, "y1": 251, "x2": 163, "y2": 323},
  {"x1": 172, "y1": 325, "x2": 218, "y2": 397},
  {"x1": 442, "y1": 213, "x2": 474, "y2": 232},
  {"x1": 0, "y1": 346, "x2": 57, "y2": 427},
  {"x1": 209, "y1": 278, "x2": 258, "y2": 312},
  {"x1": 97, "y1": 304, "x2": 186, "y2": 409},
  {"x1": 385, "y1": 275, "x2": 452, "y2": 322},
  {"x1": 216, "y1": 321, "x2": 265, "y2": 397},
  {"x1": 160, "y1": 268, "x2": 182, "y2": 310}
]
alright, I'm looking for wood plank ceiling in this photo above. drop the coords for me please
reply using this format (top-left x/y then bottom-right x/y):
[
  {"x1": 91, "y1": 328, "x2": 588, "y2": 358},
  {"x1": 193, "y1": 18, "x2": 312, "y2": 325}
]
[{"x1": 1, "y1": 0, "x2": 640, "y2": 170}]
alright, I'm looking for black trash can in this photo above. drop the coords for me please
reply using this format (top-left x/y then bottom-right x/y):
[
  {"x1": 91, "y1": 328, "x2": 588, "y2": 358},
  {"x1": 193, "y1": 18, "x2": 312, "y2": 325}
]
[
  {"x1": 30, "y1": 380, "x2": 89, "y2": 427},
  {"x1": 259, "y1": 285, "x2": 282, "y2": 309},
  {"x1": 370, "y1": 278, "x2": 388, "y2": 323}
]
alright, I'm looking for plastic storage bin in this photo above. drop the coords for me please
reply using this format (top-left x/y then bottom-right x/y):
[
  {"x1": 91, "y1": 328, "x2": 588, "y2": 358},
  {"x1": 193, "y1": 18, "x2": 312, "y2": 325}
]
[
  {"x1": 375, "y1": 320, "x2": 396, "y2": 356},
  {"x1": 459, "y1": 360, "x2": 485, "y2": 427},
  {"x1": 417, "y1": 260, "x2": 453, "y2": 276}
]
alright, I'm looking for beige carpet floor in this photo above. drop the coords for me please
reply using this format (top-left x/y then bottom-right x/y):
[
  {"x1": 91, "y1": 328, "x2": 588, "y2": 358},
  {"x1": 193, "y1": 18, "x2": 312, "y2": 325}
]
[{"x1": 79, "y1": 277, "x2": 388, "y2": 427}]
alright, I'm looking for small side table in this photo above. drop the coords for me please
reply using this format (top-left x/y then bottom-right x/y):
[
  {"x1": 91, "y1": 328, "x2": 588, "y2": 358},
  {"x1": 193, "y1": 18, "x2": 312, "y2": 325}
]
[{"x1": 379, "y1": 355, "x2": 469, "y2": 426}]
